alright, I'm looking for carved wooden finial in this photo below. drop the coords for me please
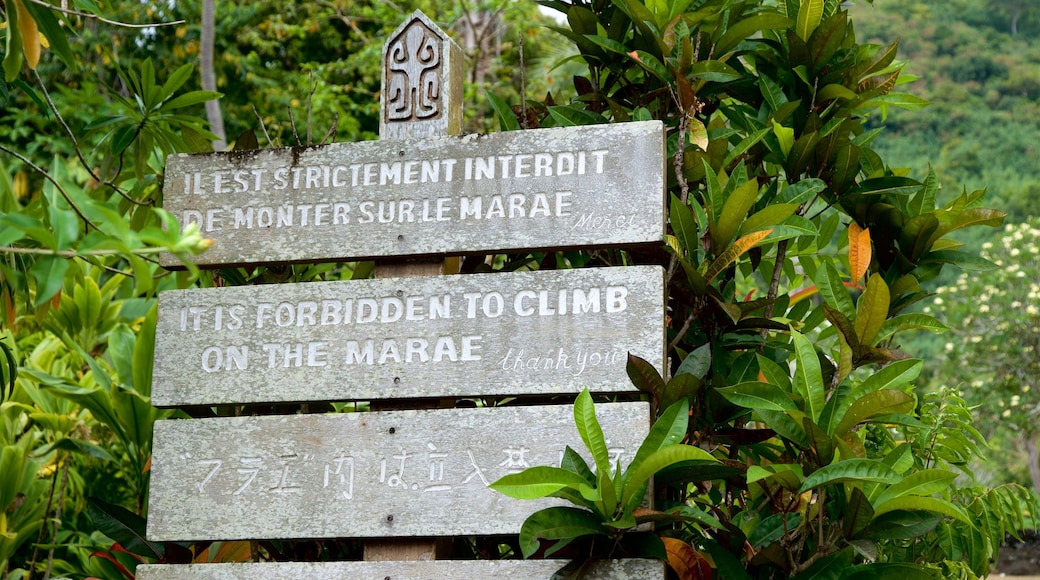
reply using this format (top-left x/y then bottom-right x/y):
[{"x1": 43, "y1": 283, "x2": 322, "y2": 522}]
[{"x1": 380, "y1": 11, "x2": 463, "y2": 140}]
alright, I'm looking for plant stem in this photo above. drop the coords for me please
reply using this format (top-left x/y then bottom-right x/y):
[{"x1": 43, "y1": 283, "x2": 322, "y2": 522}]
[
  {"x1": 0, "y1": 246, "x2": 169, "y2": 257},
  {"x1": 43, "y1": 454, "x2": 71, "y2": 580}
]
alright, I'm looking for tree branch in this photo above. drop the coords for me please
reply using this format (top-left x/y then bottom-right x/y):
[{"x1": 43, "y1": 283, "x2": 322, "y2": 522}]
[
  {"x1": 24, "y1": 0, "x2": 185, "y2": 28},
  {"x1": 0, "y1": 144, "x2": 98, "y2": 231}
]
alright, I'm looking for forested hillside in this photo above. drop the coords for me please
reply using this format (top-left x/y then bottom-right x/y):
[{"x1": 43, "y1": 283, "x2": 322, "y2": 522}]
[{"x1": 849, "y1": 0, "x2": 1040, "y2": 220}]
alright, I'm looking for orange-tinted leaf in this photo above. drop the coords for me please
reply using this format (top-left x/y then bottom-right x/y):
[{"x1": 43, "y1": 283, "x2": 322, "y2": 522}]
[
  {"x1": 848, "y1": 222, "x2": 871, "y2": 283},
  {"x1": 704, "y1": 229, "x2": 773, "y2": 282},
  {"x1": 212, "y1": 540, "x2": 252, "y2": 563},
  {"x1": 663, "y1": 537, "x2": 713, "y2": 580},
  {"x1": 14, "y1": 0, "x2": 40, "y2": 70}
]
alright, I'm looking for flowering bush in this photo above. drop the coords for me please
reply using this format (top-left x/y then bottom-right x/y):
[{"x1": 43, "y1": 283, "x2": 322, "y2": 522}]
[{"x1": 932, "y1": 219, "x2": 1040, "y2": 492}]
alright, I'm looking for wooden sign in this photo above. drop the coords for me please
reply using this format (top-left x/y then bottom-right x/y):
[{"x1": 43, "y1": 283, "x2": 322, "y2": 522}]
[
  {"x1": 151, "y1": 266, "x2": 664, "y2": 407},
  {"x1": 137, "y1": 559, "x2": 666, "y2": 579},
  {"x1": 146, "y1": 403, "x2": 649, "y2": 541},
  {"x1": 159, "y1": 120, "x2": 665, "y2": 268},
  {"x1": 380, "y1": 11, "x2": 464, "y2": 140}
]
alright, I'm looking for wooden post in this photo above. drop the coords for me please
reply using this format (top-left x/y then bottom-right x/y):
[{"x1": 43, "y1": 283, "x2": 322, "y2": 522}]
[
  {"x1": 366, "y1": 10, "x2": 463, "y2": 561},
  {"x1": 376, "y1": 10, "x2": 463, "y2": 280}
]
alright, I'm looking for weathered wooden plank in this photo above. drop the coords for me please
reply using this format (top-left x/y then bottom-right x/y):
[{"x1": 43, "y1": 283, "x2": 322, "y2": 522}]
[
  {"x1": 146, "y1": 403, "x2": 649, "y2": 541},
  {"x1": 159, "y1": 121, "x2": 665, "y2": 268},
  {"x1": 151, "y1": 266, "x2": 664, "y2": 407},
  {"x1": 137, "y1": 559, "x2": 667, "y2": 579}
]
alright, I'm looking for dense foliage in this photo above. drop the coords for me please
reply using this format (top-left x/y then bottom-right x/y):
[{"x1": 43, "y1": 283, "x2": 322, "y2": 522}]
[
  {"x1": 491, "y1": 0, "x2": 1038, "y2": 576},
  {"x1": 1, "y1": 0, "x2": 1037, "y2": 578},
  {"x1": 927, "y1": 219, "x2": 1040, "y2": 493}
]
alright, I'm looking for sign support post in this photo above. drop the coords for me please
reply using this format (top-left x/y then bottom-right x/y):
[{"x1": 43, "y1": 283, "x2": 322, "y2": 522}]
[{"x1": 366, "y1": 11, "x2": 463, "y2": 562}]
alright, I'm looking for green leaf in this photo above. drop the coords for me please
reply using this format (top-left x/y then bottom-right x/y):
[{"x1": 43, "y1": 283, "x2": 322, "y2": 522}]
[
  {"x1": 740, "y1": 203, "x2": 799, "y2": 236},
  {"x1": 759, "y1": 409, "x2": 810, "y2": 447},
  {"x1": 813, "y1": 260, "x2": 855, "y2": 317},
  {"x1": 860, "y1": 92, "x2": 930, "y2": 110},
  {"x1": 908, "y1": 166, "x2": 939, "y2": 216},
  {"x1": 3, "y1": 2, "x2": 24, "y2": 83},
  {"x1": 856, "y1": 176, "x2": 921, "y2": 196},
  {"x1": 757, "y1": 354, "x2": 792, "y2": 391},
  {"x1": 691, "y1": 60, "x2": 743, "y2": 83},
  {"x1": 631, "y1": 50, "x2": 671, "y2": 84},
  {"x1": 716, "y1": 14, "x2": 793, "y2": 56},
  {"x1": 926, "y1": 208, "x2": 1005, "y2": 248},
  {"x1": 759, "y1": 74, "x2": 788, "y2": 113},
  {"x1": 574, "y1": 389, "x2": 609, "y2": 476},
  {"x1": 162, "y1": 90, "x2": 222, "y2": 111},
  {"x1": 661, "y1": 374, "x2": 701, "y2": 410},
  {"x1": 560, "y1": 445, "x2": 595, "y2": 485},
  {"x1": 832, "y1": 390, "x2": 915, "y2": 437},
  {"x1": 625, "y1": 398, "x2": 690, "y2": 484},
  {"x1": 843, "y1": 488, "x2": 875, "y2": 539},
  {"x1": 518, "y1": 506, "x2": 607, "y2": 558},
  {"x1": 873, "y1": 469, "x2": 958, "y2": 507},
  {"x1": 920, "y1": 250, "x2": 996, "y2": 271},
  {"x1": 486, "y1": 90, "x2": 520, "y2": 132},
  {"x1": 854, "y1": 273, "x2": 890, "y2": 346},
  {"x1": 597, "y1": 461, "x2": 618, "y2": 517},
  {"x1": 872, "y1": 496, "x2": 970, "y2": 524},
  {"x1": 818, "y1": 83, "x2": 859, "y2": 102},
  {"x1": 132, "y1": 305, "x2": 158, "y2": 397},
  {"x1": 798, "y1": 459, "x2": 901, "y2": 493},
  {"x1": 875, "y1": 314, "x2": 948, "y2": 343},
  {"x1": 717, "y1": 381, "x2": 798, "y2": 411},
  {"x1": 722, "y1": 127, "x2": 771, "y2": 169},
  {"x1": 782, "y1": 177, "x2": 827, "y2": 204},
  {"x1": 792, "y1": 331, "x2": 824, "y2": 423},
  {"x1": 796, "y1": 0, "x2": 825, "y2": 40},
  {"x1": 547, "y1": 105, "x2": 606, "y2": 127},
  {"x1": 750, "y1": 512, "x2": 804, "y2": 549},
  {"x1": 30, "y1": 256, "x2": 69, "y2": 306},
  {"x1": 804, "y1": 417, "x2": 834, "y2": 466},
  {"x1": 713, "y1": 178, "x2": 760, "y2": 249},
  {"x1": 491, "y1": 466, "x2": 595, "y2": 499},
  {"x1": 156, "y1": 62, "x2": 195, "y2": 104},
  {"x1": 583, "y1": 34, "x2": 630, "y2": 56},
  {"x1": 858, "y1": 359, "x2": 923, "y2": 395},
  {"x1": 676, "y1": 343, "x2": 711, "y2": 379},
  {"x1": 670, "y1": 194, "x2": 700, "y2": 257},
  {"x1": 620, "y1": 445, "x2": 716, "y2": 508},
  {"x1": 42, "y1": 437, "x2": 117, "y2": 462},
  {"x1": 747, "y1": 463, "x2": 804, "y2": 491}
]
